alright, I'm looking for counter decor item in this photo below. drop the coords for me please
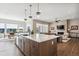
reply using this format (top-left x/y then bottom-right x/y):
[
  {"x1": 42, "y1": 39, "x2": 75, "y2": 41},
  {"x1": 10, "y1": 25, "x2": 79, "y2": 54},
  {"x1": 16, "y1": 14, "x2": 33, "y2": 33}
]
[{"x1": 31, "y1": 30, "x2": 34, "y2": 34}]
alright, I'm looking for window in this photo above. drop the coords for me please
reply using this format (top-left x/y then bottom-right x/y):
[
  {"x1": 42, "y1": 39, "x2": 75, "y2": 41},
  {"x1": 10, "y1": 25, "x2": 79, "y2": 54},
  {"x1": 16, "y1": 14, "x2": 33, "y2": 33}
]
[
  {"x1": 6, "y1": 24, "x2": 18, "y2": 33},
  {"x1": 36, "y1": 23, "x2": 48, "y2": 33},
  {"x1": 6, "y1": 24, "x2": 18, "y2": 28},
  {"x1": 7, "y1": 29, "x2": 16, "y2": 33},
  {"x1": 0, "y1": 23, "x2": 5, "y2": 33}
]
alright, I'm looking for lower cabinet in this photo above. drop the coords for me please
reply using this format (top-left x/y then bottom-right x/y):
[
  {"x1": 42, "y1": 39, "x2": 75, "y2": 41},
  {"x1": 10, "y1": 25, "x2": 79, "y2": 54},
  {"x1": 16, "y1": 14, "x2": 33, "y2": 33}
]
[
  {"x1": 15, "y1": 37, "x2": 57, "y2": 56},
  {"x1": 39, "y1": 39, "x2": 57, "y2": 56},
  {"x1": 18, "y1": 37, "x2": 23, "y2": 51},
  {"x1": 24, "y1": 38, "x2": 30, "y2": 55},
  {"x1": 30, "y1": 40, "x2": 39, "y2": 56}
]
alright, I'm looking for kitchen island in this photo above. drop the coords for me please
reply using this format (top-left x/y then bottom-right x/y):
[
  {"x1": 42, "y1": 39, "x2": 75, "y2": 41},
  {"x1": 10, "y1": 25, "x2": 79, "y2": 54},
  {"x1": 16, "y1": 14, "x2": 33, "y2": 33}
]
[{"x1": 15, "y1": 34, "x2": 60, "y2": 56}]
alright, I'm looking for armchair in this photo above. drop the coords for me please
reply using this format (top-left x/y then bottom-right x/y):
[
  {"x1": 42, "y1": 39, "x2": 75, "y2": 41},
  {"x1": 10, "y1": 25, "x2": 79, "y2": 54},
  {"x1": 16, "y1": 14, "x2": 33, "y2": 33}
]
[{"x1": 62, "y1": 33, "x2": 71, "y2": 42}]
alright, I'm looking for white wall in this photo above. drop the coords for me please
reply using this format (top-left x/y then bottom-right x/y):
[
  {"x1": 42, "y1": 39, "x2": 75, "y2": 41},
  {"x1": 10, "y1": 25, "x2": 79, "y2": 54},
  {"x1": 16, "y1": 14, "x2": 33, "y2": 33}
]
[
  {"x1": 0, "y1": 18, "x2": 24, "y2": 24},
  {"x1": 50, "y1": 20, "x2": 67, "y2": 34},
  {"x1": 67, "y1": 19, "x2": 79, "y2": 37},
  {"x1": 74, "y1": 4, "x2": 79, "y2": 19},
  {"x1": 69, "y1": 20, "x2": 79, "y2": 33},
  {"x1": 50, "y1": 22, "x2": 57, "y2": 34},
  {"x1": 25, "y1": 19, "x2": 33, "y2": 31}
]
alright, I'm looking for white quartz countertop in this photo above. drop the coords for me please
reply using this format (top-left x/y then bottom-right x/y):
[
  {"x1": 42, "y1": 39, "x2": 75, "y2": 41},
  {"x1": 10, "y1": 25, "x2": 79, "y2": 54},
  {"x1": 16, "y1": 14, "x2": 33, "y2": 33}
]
[{"x1": 22, "y1": 34, "x2": 60, "y2": 43}]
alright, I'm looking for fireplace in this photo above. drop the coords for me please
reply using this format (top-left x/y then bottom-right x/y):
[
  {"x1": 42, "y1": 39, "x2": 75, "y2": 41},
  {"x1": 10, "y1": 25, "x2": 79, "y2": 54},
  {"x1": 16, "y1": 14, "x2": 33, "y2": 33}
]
[{"x1": 58, "y1": 32, "x2": 64, "y2": 35}]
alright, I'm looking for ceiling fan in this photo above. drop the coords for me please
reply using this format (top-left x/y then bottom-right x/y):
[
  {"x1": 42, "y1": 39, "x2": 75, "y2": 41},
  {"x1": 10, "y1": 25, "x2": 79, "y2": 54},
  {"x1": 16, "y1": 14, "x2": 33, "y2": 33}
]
[
  {"x1": 55, "y1": 20, "x2": 61, "y2": 22},
  {"x1": 55, "y1": 18, "x2": 61, "y2": 22}
]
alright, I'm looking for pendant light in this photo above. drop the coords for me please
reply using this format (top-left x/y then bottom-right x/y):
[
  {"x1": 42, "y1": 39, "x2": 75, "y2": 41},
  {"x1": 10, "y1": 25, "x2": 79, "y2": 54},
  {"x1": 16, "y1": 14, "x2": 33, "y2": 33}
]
[
  {"x1": 36, "y1": 3, "x2": 41, "y2": 15},
  {"x1": 29, "y1": 4, "x2": 32, "y2": 18},
  {"x1": 24, "y1": 4, "x2": 27, "y2": 21},
  {"x1": 24, "y1": 9, "x2": 27, "y2": 21}
]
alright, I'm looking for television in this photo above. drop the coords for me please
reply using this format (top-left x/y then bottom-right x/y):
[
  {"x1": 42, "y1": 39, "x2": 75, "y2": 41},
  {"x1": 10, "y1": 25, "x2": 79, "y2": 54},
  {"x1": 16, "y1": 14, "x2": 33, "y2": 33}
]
[{"x1": 57, "y1": 25, "x2": 64, "y2": 30}]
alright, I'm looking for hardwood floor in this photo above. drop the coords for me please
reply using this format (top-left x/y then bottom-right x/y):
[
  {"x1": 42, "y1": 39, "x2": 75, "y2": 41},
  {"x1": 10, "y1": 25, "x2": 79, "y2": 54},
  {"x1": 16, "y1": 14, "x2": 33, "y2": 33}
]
[
  {"x1": 1, "y1": 38, "x2": 79, "y2": 56},
  {"x1": 57, "y1": 38, "x2": 79, "y2": 56},
  {"x1": 0, "y1": 39, "x2": 23, "y2": 56}
]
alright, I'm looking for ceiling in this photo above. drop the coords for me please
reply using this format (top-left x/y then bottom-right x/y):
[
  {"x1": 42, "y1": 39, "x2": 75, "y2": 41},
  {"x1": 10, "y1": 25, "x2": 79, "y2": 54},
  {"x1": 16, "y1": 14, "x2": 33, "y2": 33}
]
[{"x1": 0, "y1": 3, "x2": 78, "y2": 22}]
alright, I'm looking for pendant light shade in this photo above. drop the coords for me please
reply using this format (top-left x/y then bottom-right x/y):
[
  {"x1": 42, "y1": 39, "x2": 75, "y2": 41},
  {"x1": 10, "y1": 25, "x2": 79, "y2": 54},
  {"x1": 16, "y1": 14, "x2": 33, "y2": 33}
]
[
  {"x1": 36, "y1": 11, "x2": 41, "y2": 15},
  {"x1": 24, "y1": 18, "x2": 27, "y2": 21},
  {"x1": 29, "y1": 16, "x2": 32, "y2": 18},
  {"x1": 24, "y1": 3, "x2": 42, "y2": 20},
  {"x1": 36, "y1": 3, "x2": 41, "y2": 15},
  {"x1": 29, "y1": 4, "x2": 32, "y2": 18}
]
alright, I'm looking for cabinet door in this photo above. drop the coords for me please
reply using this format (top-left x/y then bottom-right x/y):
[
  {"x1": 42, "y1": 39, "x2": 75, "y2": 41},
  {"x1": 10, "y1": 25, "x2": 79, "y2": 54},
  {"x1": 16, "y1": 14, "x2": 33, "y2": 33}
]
[
  {"x1": 18, "y1": 37, "x2": 22, "y2": 49},
  {"x1": 18, "y1": 37, "x2": 24, "y2": 52},
  {"x1": 48, "y1": 39, "x2": 57, "y2": 56},
  {"x1": 15, "y1": 37, "x2": 19, "y2": 46},
  {"x1": 30, "y1": 40, "x2": 39, "y2": 56},
  {"x1": 39, "y1": 41, "x2": 49, "y2": 56},
  {"x1": 24, "y1": 38, "x2": 30, "y2": 56},
  {"x1": 22, "y1": 38, "x2": 26, "y2": 54},
  {"x1": 39, "y1": 39, "x2": 57, "y2": 56}
]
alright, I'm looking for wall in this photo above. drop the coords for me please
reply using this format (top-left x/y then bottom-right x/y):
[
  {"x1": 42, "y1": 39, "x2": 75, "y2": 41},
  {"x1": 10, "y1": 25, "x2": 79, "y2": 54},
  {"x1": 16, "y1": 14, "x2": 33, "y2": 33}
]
[
  {"x1": 66, "y1": 19, "x2": 79, "y2": 37},
  {"x1": 49, "y1": 19, "x2": 79, "y2": 37},
  {"x1": 0, "y1": 18, "x2": 25, "y2": 24},
  {"x1": 25, "y1": 19, "x2": 33, "y2": 31},
  {"x1": 69, "y1": 19, "x2": 79, "y2": 33},
  {"x1": 49, "y1": 20, "x2": 67, "y2": 34}
]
